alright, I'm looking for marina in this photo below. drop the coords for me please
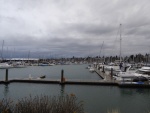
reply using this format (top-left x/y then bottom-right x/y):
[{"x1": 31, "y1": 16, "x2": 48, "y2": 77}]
[
  {"x1": 0, "y1": 64, "x2": 150, "y2": 88},
  {"x1": 0, "y1": 64, "x2": 150, "y2": 113},
  {"x1": 1, "y1": 1, "x2": 150, "y2": 112}
]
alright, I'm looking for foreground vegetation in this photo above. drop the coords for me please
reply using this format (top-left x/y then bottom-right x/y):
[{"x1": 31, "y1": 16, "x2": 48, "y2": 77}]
[
  {"x1": 0, "y1": 94, "x2": 150, "y2": 113},
  {"x1": 0, "y1": 94, "x2": 84, "y2": 113}
]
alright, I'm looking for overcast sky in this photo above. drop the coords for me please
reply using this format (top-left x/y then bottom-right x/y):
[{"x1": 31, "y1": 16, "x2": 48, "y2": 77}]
[{"x1": 0, "y1": 0, "x2": 150, "y2": 58}]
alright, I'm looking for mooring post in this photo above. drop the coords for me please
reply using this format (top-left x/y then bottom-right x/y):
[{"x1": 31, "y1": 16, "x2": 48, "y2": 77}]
[
  {"x1": 102, "y1": 66, "x2": 105, "y2": 73},
  {"x1": 61, "y1": 69, "x2": 64, "y2": 84},
  {"x1": 5, "y1": 68, "x2": 8, "y2": 82}
]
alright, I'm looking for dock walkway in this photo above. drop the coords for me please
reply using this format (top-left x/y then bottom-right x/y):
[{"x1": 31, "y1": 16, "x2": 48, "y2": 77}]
[
  {"x1": 1, "y1": 78, "x2": 150, "y2": 88},
  {"x1": 0, "y1": 67, "x2": 150, "y2": 88},
  {"x1": 94, "y1": 68, "x2": 113, "y2": 81}
]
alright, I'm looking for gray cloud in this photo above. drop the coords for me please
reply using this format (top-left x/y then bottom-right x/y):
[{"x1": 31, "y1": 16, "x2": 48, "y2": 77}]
[{"x1": 0, "y1": 0, "x2": 150, "y2": 58}]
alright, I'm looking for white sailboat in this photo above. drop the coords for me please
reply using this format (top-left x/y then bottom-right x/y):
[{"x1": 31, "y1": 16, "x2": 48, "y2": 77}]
[
  {"x1": 105, "y1": 24, "x2": 123, "y2": 72},
  {"x1": 0, "y1": 40, "x2": 13, "y2": 69}
]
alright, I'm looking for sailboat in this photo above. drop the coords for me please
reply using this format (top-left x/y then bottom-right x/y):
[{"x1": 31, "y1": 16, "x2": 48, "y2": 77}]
[
  {"x1": 0, "y1": 40, "x2": 13, "y2": 69},
  {"x1": 0, "y1": 40, "x2": 4, "y2": 61},
  {"x1": 105, "y1": 24, "x2": 122, "y2": 71}
]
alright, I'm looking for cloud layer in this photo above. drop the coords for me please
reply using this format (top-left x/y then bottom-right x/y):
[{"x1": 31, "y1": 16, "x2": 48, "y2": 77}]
[{"x1": 0, "y1": 0, "x2": 150, "y2": 58}]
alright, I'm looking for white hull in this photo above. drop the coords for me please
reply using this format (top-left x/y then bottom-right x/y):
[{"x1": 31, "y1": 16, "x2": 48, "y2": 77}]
[
  {"x1": 0, "y1": 63, "x2": 13, "y2": 69},
  {"x1": 89, "y1": 67, "x2": 95, "y2": 72},
  {"x1": 114, "y1": 66, "x2": 150, "y2": 82}
]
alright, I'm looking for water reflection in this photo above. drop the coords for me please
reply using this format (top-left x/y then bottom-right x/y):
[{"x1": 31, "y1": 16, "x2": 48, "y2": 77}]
[
  {"x1": 120, "y1": 88, "x2": 150, "y2": 97},
  {"x1": 3, "y1": 84, "x2": 9, "y2": 97},
  {"x1": 120, "y1": 89, "x2": 134, "y2": 96},
  {"x1": 60, "y1": 85, "x2": 65, "y2": 97},
  {"x1": 135, "y1": 88, "x2": 150, "y2": 95}
]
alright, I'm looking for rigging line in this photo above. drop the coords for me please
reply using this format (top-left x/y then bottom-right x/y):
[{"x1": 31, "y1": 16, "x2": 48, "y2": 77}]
[{"x1": 99, "y1": 41, "x2": 104, "y2": 57}]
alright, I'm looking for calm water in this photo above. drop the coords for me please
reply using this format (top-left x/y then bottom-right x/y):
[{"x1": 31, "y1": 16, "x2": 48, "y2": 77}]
[
  {"x1": 0, "y1": 64, "x2": 100, "y2": 80},
  {"x1": 0, "y1": 64, "x2": 150, "y2": 113}
]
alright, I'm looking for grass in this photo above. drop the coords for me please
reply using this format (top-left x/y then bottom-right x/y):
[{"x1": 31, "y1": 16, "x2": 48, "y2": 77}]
[
  {"x1": 1, "y1": 95, "x2": 150, "y2": 113},
  {"x1": 0, "y1": 94, "x2": 84, "y2": 113}
]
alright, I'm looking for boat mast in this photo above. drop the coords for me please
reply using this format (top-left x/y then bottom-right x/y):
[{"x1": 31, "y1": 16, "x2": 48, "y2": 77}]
[
  {"x1": 28, "y1": 50, "x2": 30, "y2": 63},
  {"x1": 99, "y1": 41, "x2": 104, "y2": 62},
  {"x1": 103, "y1": 41, "x2": 105, "y2": 63},
  {"x1": 119, "y1": 24, "x2": 122, "y2": 63},
  {"x1": 1, "y1": 40, "x2": 4, "y2": 60}
]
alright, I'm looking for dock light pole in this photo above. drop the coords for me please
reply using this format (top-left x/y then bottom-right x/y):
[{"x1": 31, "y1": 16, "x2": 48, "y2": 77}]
[{"x1": 5, "y1": 68, "x2": 8, "y2": 82}]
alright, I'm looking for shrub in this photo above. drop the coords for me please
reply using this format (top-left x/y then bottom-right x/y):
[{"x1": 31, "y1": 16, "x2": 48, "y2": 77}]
[{"x1": 0, "y1": 94, "x2": 84, "y2": 113}]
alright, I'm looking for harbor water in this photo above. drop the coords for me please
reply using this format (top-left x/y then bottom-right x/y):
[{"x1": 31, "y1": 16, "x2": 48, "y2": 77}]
[{"x1": 0, "y1": 64, "x2": 150, "y2": 113}]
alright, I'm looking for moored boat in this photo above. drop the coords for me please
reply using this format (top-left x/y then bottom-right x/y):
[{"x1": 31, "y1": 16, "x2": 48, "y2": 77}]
[
  {"x1": 40, "y1": 75, "x2": 46, "y2": 79},
  {"x1": 89, "y1": 67, "x2": 95, "y2": 72},
  {"x1": 114, "y1": 66, "x2": 150, "y2": 82},
  {"x1": 0, "y1": 63, "x2": 13, "y2": 69}
]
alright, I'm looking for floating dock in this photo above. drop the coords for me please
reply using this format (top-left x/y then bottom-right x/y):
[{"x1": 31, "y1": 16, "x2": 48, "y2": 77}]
[
  {"x1": 1, "y1": 78, "x2": 150, "y2": 88},
  {"x1": 0, "y1": 67, "x2": 150, "y2": 88}
]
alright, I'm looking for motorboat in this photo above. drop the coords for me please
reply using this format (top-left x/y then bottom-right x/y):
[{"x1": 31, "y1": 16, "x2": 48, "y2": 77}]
[
  {"x1": 105, "y1": 65, "x2": 119, "y2": 71},
  {"x1": 113, "y1": 65, "x2": 137, "y2": 76},
  {"x1": 104, "y1": 62, "x2": 124, "y2": 71},
  {"x1": 12, "y1": 62, "x2": 26, "y2": 68},
  {"x1": 38, "y1": 62, "x2": 49, "y2": 66},
  {"x1": 40, "y1": 75, "x2": 46, "y2": 79},
  {"x1": 114, "y1": 66, "x2": 150, "y2": 82},
  {"x1": 134, "y1": 66, "x2": 150, "y2": 80},
  {"x1": 49, "y1": 63, "x2": 55, "y2": 66},
  {"x1": 89, "y1": 67, "x2": 95, "y2": 72},
  {"x1": 0, "y1": 63, "x2": 13, "y2": 69},
  {"x1": 132, "y1": 76, "x2": 148, "y2": 82},
  {"x1": 86, "y1": 65, "x2": 91, "y2": 69}
]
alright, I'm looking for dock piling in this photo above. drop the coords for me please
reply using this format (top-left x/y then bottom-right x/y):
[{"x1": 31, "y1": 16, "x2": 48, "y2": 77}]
[
  {"x1": 61, "y1": 69, "x2": 64, "y2": 84},
  {"x1": 102, "y1": 66, "x2": 105, "y2": 73},
  {"x1": 111, "y1": 68, "x2": 113, "y2": 79},
  {"x1": 5, "y1": 69, "x2": 8, "y2": 82}
]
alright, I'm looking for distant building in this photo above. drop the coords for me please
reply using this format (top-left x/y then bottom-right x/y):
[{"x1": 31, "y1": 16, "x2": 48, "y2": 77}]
[{"x1": 5, "y1": 58, "x2": 39, "y2": 62}]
